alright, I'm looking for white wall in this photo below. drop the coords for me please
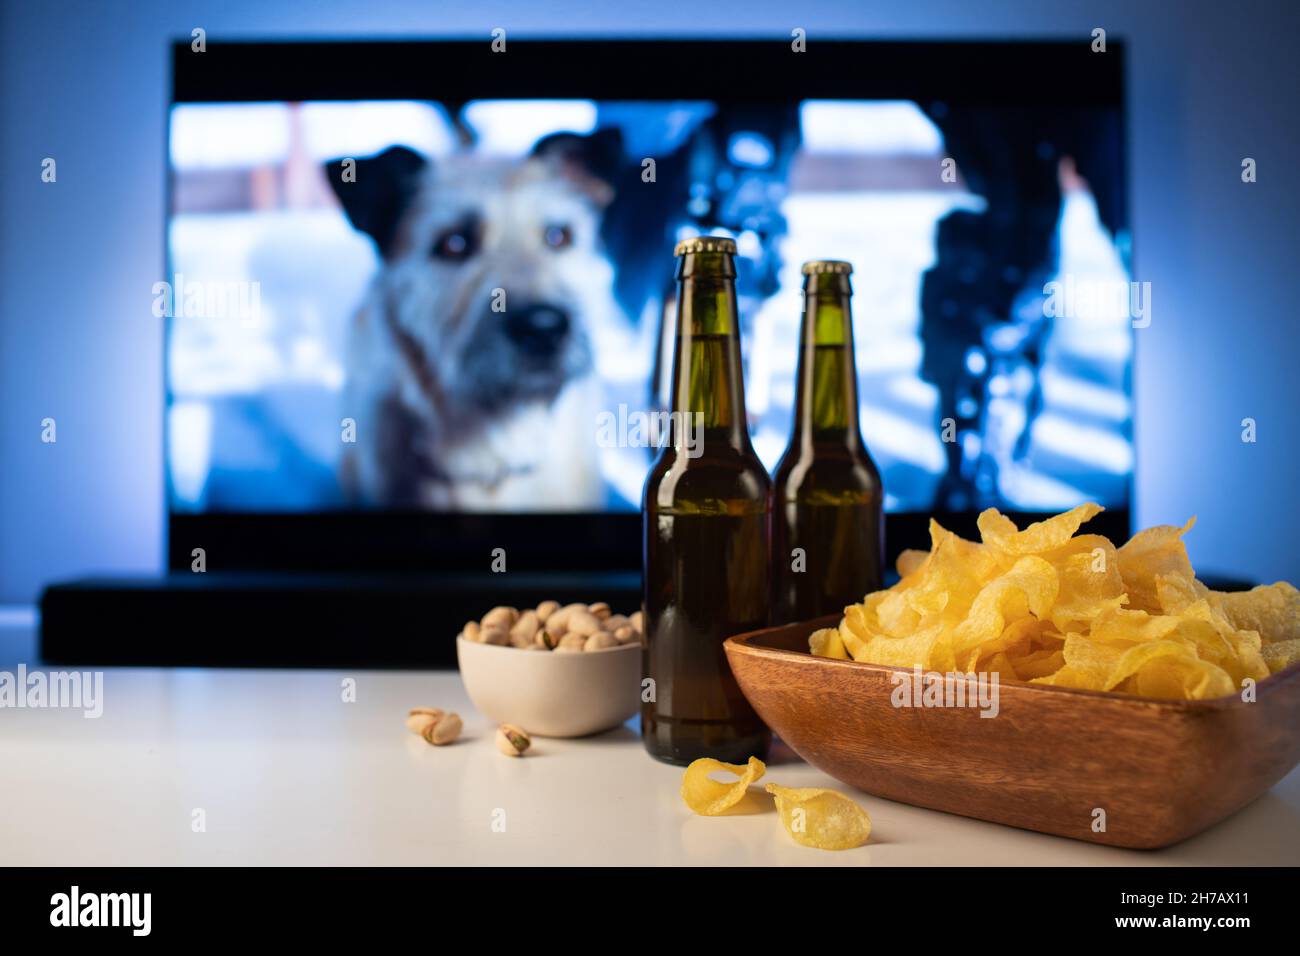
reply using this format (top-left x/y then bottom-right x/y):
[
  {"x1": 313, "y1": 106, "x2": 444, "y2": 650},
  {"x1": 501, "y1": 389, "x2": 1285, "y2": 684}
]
[{"x1": 2, "y1": 0, "x2": 1297, "y2": 602}]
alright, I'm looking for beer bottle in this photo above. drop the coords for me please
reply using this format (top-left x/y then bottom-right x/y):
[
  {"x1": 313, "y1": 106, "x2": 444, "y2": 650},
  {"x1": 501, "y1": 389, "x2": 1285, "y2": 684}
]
[
  {"x1": 642, "y1": 236, "x2": 771, "y2": 765},
  {"x1": 772, "y1": 260, "x2": 884, "y2": 623}
]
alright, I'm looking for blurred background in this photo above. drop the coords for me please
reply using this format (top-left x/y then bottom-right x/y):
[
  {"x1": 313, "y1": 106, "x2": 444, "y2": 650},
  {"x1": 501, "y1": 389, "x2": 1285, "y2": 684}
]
[{"x1": 1, "y1": 0, "x2": 1298, "y2": 606}]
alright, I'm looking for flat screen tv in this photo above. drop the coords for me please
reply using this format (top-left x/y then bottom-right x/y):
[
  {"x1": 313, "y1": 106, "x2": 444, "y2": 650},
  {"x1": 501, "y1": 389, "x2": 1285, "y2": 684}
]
[{"x1": 165, "y1": 38, "x2": 1130, "y2": 575}]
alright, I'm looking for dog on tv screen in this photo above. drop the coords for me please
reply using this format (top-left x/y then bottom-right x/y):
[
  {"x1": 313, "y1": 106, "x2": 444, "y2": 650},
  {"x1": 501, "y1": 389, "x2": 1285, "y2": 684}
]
[{"x1": 325, "y1": 131, "x2": 626, "y2": 510}]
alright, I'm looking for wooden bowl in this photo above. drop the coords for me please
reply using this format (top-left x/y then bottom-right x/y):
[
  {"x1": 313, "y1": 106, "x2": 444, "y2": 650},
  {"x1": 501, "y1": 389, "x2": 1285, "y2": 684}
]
[{"x1": 725, "y1": 617, "x2": 1300, "y2": 848}]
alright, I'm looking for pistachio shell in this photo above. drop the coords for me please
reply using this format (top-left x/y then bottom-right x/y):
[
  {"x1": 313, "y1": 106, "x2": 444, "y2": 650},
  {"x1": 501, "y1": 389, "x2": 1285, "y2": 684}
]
[
  {"x1": 423, "y1": 712, "x2": 462, "y2": 746},
  {"x1": 481, "y1": 606, "x2": 518, "y2": 629},
  {"x1": 566, "y1": 610, "x2": 602, "y2": 637},
  {"x1": 405, "y1": 708, "x2": 444, "y2": 734},
  {"x1": 555, "y1": 633, "x2": 586, "y2": 653},
  {"x1": 495, "y1": 723, "x2": 531, "y2": 756},
  {"x1": 510, "y1": 611, "x2": 540, "y2": 647}
]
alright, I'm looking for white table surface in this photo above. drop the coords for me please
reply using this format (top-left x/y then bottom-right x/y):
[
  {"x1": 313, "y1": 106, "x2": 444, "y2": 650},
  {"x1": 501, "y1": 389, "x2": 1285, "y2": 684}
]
[{"x1": 2, "y1": 616, "x2": 1298, "y2": 866}]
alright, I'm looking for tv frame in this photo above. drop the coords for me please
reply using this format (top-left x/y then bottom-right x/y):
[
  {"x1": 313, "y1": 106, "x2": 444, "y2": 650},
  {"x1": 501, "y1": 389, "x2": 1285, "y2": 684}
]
[{"x1": 166, "y1": 37, "x2": 1131, "y2": 576}]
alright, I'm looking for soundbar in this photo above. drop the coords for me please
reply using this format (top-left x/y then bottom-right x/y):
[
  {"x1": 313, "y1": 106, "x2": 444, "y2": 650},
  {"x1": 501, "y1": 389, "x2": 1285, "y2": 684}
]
[{"x1": 40, "y1": 571, "x2": 642, "y2": 668}]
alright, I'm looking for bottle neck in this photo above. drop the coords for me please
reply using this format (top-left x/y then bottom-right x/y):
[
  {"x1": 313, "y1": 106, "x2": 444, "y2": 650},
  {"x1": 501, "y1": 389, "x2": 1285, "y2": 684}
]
[
  {"x1": 669, "y1": 252, "x2": 751, "y2": 453},
  {"x1": 790, "y1": 277, "x2": 863, "y2": 452}
]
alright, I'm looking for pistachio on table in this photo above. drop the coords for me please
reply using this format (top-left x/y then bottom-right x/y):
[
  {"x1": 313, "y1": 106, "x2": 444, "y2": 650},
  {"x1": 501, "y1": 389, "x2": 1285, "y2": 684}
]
[
  {"x1": 405, "y1": 707, "x2": 444, "y2": 735},
  {"x1": 407, "y1": 708, "x2": 462, "y2": 746},
  {"x1": 495, "y1": 723, "x2": 532, "y2": 757},
  {"x1": 421, "y1": 711, "x2": 462, "y2": 746}
]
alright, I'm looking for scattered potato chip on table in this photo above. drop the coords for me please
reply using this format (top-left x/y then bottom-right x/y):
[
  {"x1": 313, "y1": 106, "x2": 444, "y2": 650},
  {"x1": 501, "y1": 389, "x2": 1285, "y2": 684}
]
[
  {"x1": 681, "y1": 757, "x2": 872, "y2": 851},
  {"x1": 765, "y1": 784, "x2": 872, "y2": 851},
  {"x1": 680, "y1": 756, "x2": 766, "y2": 816}
]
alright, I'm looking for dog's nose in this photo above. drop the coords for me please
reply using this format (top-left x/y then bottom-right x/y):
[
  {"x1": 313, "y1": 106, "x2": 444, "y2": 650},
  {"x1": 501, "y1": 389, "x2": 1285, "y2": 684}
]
[{"x1": 505, "y1": 304, "x2": 571, "y2": 356}]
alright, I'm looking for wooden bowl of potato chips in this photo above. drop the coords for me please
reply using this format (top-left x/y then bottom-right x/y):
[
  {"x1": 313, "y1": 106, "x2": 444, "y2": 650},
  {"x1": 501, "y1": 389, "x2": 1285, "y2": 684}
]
[{"x1": 725, "y1": 504, "x2": 1300, "y2": 849}]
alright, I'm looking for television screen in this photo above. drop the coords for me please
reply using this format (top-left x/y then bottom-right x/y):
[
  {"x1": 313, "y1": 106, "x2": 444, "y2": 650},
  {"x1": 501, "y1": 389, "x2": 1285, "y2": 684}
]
[{"x1": 166, "y1": 89, "x2": 1130, "y2": 517}]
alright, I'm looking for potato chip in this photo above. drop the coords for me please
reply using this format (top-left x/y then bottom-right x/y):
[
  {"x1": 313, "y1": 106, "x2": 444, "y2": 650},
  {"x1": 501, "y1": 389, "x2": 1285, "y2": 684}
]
[
  {"x1": 1262, "y1": 639, "x2": 1300, "y2": 674},
  {"x1": 1208, "y1": 582, "x2": 1300, "y2": 645},
  {"x1": 918, "y1": 522, "x2": 1006, "y2": 619},
  {"x1": 951, "y1": 557, "x2": 1058, "y2": 668},
  {"x1": 824, "y1": 504, "x2": 1297, "y2": 701},
  {"x1": 965, "y1": 616, "x2": 1051, "y2": 673},
  {"x1": 895, "y1": 548, "x2": 929, "y2": 579},
  {"x1": 808, "y1": 627, "x2": 848, "y2": 660},
  {"x1": 1035, "y1": 631, "x2": 1122, "y2": 689},
  {"x1": 1105, "y1": 639, "x2": 1229, "y2": 695},
  {"x1": 1012, "y1": 646, "x2": 1066, "y2": 680},
  {"x1": 857, "y1": 621, "x2": 952, "y2": 673},
  {"x1": 1116, "y1": 518, "x2": 1199, "y2": 613},
  {"x1": 680, "y1": 756, "x2": 766, "y2": 816},
  {"x1": 837, "y1": 602, "x2": 876, "y2": 659},
  {"x1": 1044, "y1": 534, "x2": 1127, "y2": 632},
  {"x1": 1170, "y1": 600, "x2": 1269, "y2": 686},
  {"x1": 978, "y1": 502, "x2": 1103, "y2": 555},
  {"x1": 765, "y1": 783, "x2": 871, "y2": 850}
]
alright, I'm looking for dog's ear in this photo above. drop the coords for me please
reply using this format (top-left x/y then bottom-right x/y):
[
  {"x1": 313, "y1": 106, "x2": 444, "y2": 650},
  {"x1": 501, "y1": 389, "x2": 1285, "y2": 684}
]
[
  {"x1": 531, "y1": 128, "x2": 624, "y2": 206},
  {"x1": 325, "y1": 146, "x2": 428, "y2": 258}
]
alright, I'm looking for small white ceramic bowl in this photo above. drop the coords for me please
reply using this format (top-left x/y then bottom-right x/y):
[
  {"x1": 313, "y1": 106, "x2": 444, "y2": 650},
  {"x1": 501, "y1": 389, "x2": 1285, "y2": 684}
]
[{"x1": 456, "y1": 637, "x2": 642, "y2": 737}]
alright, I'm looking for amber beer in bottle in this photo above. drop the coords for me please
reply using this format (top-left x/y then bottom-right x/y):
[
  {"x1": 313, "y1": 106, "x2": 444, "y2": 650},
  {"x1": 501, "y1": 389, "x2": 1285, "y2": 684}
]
[
  {"x1": 642, "y1": 237, "x2": 772, "y2": 765},
  {"x1": 772, "y1": 260, "x2": 884, "y2": 623}
]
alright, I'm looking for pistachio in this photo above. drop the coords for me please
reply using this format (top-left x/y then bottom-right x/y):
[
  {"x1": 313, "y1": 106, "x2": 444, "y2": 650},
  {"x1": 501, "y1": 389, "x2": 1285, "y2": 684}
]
[
  {"x1": 495, "y1": 723, "x2": 532, "y2": 757},
  {"x1": 566, "y1": 609, "x2": 602, "y2": 637},
  {"x1": 471, "y1": 601, "x2": 641, "y2": 649},
  {"x1": 546, "y1": 603, "x2": 587, "y2": 633},
  {"x1": 629, "y1": 610, "x2": 644, "y2": 633},
  {"x1": 422, "y1": 711, "x2": 462, "y2": 746},
  {"x1": 584, "y1": 631, "x2": 619, "y2": 651},
  {"x1": 556, "y1": 633, "x2": 587, "y2": 653},
  {"x1": 481, "y1": 606, "x2": 518, "y2": 630},
  {"x1": 510, "y1": 611, "x2": 540, "y2": 648},
  {"x1": 406, "y1": 707, "x2": 444, "y2": 735}
]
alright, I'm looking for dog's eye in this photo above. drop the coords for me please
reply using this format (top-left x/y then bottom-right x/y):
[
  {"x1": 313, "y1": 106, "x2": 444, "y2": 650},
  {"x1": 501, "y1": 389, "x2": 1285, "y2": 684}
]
[
  {"x1": 432, "y1": 226, "x2": 477, "y2": 261},
  {"x1": 543, "y1": 224, "x2": 573, "y2": 250}
]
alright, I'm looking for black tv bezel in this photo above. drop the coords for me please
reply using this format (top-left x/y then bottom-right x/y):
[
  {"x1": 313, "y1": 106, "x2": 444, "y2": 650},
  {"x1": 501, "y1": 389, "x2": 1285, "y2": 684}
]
[{"x1": 166, "y1": 37, "x2": 1130, "y2": 575}]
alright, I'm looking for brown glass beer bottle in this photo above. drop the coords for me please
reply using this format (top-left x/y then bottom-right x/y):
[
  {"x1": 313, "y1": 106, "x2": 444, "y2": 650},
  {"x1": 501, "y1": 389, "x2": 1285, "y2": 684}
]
[
  {"x1": 772, "y1": 260, "x2": 884, "y2": 624},
  {"x1": 641, "y1": 237, "x2": 771, "y2": 765}
]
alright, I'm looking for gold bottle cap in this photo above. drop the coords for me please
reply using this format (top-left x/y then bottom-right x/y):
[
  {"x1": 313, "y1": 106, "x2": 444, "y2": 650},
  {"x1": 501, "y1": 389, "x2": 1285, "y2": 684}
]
[
  {"x1": 801, "y1": 259, "x2": 853, "y2": 276},
  {"x1": 674, "y1": 236, "x2": 737, "y2": 257}
]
